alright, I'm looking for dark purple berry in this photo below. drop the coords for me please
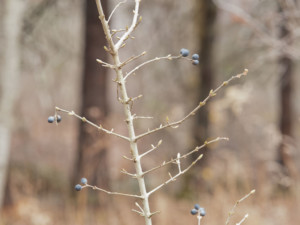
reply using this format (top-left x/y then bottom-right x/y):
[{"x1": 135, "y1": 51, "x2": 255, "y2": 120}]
[
  {"x1": 199, "y1": 208, "x2": 206, "y2": 217},
  {"x1": 192, "y1": 60, "x2": 199, "y2": 65},
  {"x1": 56, "y1": 115, "x2": 62, "y2": 123},
  {"x1": 180, "y1": 48, "x2": 190, "y2": 57},
  {"x1": 81, "y1": 177, "x2": 88, "y2": 185},
  {"x1": 48, "y1": 116, "x2": 55, "y2": 123},
  {"x1": 194, "y1": 204, "x2": 200, "y2": 210},
  {"x1": 75, "y1": 184, "x2": 82, "y2": 191},
  {"x1": 192, "y1": 54, "x2": 199, "y2": 60},
  {"x1": 191, "y1": 209, "x2": 198, "y2": 215}
]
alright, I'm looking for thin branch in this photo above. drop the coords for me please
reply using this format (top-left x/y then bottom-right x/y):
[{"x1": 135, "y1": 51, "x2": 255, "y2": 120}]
[
  {"x1": 121, "y1": 168, "x2": 137, "y2": 178},
  {"x1": 124, "y1": 55, "x2": 181, "y2": 80},
  {"x1": 86, "y1": 184, "x2": 143, "y2": 199},
  {"x1": 120, "y1": 51, "x2": 147, "y2": 68},
  {"x1": 107, "y1": 0, "x2": 127, "y2": 23},
  {"x1": 236, "y1": 214, "x2": 249, "y2": 225},
  {"x1": 142, "y1": 137, "x2": 228, "y2": 176},
  {"x1": 95, "y1": 0, "x2": 116, "y2": 53},
  {"x1": 132, "y1": 202, "x2": 145, "y2": 216},
  {"x1": 225, "y1": 189, "x2": 255, "y2": 225},
  {"x1": 96, "y1": 58, "x2": 115, "y2": 69},
  {"x1": 112, "y1": 28, "x2": 127, "y2": 37},
  {"x1": 55, "y1": 107, "x2": 130, "y2": 141},
  {"x1": 118, "y1": 95, "x2": 143, "y2": 105},
  {"x1": 135, "y1": 202, "x2": 144, "y2": 212},
  {"x1": 149, "y1": 211, "x2": 160, "y2": 218},
  {"x1": 129, "y1": 94, "x2": 143, "y2": 103},
  {"x1": 115, "y1": 0, "x2": 141, "y2": 50},
  {"x1": 123, "y1": 155, "x2": 133, "y2": 161},
  {"x1": 133, "y1": 115, "x2": 154, "y2": 120},
  {"x1": 139, "y1": 139, "x2": 163, "y2": 158},
  {"x1": 135, "y1": 69, "x2": 248, "y2": 141},
  {"x1": 132, "y1": 209, "x2": 144, "y2": 216},
  {"x1": 197, "y1": 215, "x2": 203, "y2": 225},
  {"x1": 182, "y1": 137, "x2": 229, "y2": 159},
  {"x1": 147, "y1": 154, "x2": 203, "y2": 196},
  {"x1": 176, "y1": 153, "x2": 182, "y2": 173}
]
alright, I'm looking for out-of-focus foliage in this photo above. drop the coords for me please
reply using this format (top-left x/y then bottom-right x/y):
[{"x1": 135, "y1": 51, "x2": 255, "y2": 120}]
[{"x1": 0, "y1": 0, "x2": 299, "y2": 224}]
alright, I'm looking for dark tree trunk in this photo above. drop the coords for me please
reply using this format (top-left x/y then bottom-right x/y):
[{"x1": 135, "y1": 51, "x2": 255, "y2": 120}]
[
  {"x1": 277, "y1": 2, "x2": 298, "y2": 180},
  {"x1": 72, "y1": 0, "x2": 110, "y2": 203},
  {"x1": 180, "y1": 0, "x2": 217, "y2": 197},
  {"x1": 279, "y1": 55, "x2": 292, "y2": 138},
  {"x1": 194, "y1": 0, "x2": 217, "y2": 151}
]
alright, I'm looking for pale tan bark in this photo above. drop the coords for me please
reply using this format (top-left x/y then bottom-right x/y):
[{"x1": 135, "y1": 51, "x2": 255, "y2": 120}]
[{"x1": 0, "y1": 0, "x2": 26, "y2": 208}]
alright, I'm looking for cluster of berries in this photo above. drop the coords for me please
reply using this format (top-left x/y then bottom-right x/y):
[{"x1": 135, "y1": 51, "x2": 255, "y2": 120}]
[
  {"x1": 48, "y1": 115, "x2": 62, "y2": 123},
  {"x1": 180, "y1": 48, "x2": 199, "y2": 65},
  {"x1": 190, "y1": 204, "x2": 206, "y2": 217},
  {"x1": 75, "y1": 177, "x2": 88, "y2": 191}
]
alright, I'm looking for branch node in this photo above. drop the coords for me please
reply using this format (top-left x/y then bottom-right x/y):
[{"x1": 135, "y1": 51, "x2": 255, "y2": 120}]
[
  {"x1": 209, "y1": 89, "x2": 216, "y2": 97},
  {"x1": 123, "y1": 155, "x2": 133, "y2": 161},
  {"x1": 149, "y1": 211, "x2": 160, "y2": 218}
]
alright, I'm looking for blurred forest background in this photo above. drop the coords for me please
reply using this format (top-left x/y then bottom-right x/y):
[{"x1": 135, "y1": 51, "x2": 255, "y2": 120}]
[{"x1": 0, "y1": 0, "x2": 300, "y2": 225}]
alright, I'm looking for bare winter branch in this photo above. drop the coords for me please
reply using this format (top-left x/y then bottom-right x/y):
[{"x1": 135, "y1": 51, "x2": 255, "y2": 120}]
[
  {"x1": 115, "y1": 0, "x2": 141, "y2": 50},
  {"x1": 120, "y1": 51, "x2": 147, "y2": 68},
  {"x1": 139, "y1": 139, "x2": 163, "y2": 158},
  {"x1": 147, "y1": 154, "x2": 203, "y2": 196},
  {"x1": 55, "y1": 107, "x2": 130, "y2": 141},
  {"x1": 121, "y1": 168, "x2": 137, "y2": 178},
  {"x1": 142, "y1": 137, "x2": 228, "y2": 176},
  {"x1": 91, "y1": 2, "x2": 251, "y2": 225},
  {"x1": 85, "y1": 184, "x2": 142, "y2": 199},
  {"x1": 95, "y1": 1, "x2": 154, "y2": 224},
  {"x1": 132, "y1": 202, "x2": 145, "y2": 216},
  {"x1": 236, "y1": 214, "x2": 249, "y2": 225},
  {"x1": 108, "y1": 0, "x2": 127, "y2": 23},
  {"x1": 133, "y1": 115, "x2": 154, "y2": 120},
  {"x1": 225, "y1": 189, "x2": 255, "y2": 225},
  {"x1": 96, "y1": 58, "x2": 115, "y2": 69},
  {"x1": 135, "y1": 69, "x2": 248, "y2": 141},
  {"x1": 124, "y1": 55, "x2": 181, "y2": 80}
]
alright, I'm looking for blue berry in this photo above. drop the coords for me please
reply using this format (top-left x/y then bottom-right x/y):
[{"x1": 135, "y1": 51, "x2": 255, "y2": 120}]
[
  {"x1": 75, "y1": 184, "x2": 82, "y2": 191},
  {"x1": 191, "y1": 209, "x2": 198, "y2": 215},
  {"x1": 192, "y1": 54, "x2": 199, "y2": 60},
  {"x1": 192, "y1": 60, "x2": 199, "y2": 65},
  {"x1": 194, "y1": 204, "x2": 200, "y2": 210},
  {"x1": 81, "y1": 177, "x2": 88, "y2": 185},
  {"x1": 48, "y1": 116, "x2": 55, "y2": 123},
  {"x1": 199, "y1": 208, "x2": 206, "y2": 217},
  {"x1": 56, "y1": 115, "x2": 62, "y2": 123},
  {"x1": 180, "y1": 48, "x2": 189, "y2": 57}
]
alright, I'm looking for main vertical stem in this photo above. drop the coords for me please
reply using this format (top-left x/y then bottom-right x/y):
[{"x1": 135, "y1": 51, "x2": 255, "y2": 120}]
[
  {"x1": 95, "y1": 1, "x2": 152, "y2": 225},
  {"x1": 113, "y1": 55, "x2": 152, "y2": 225}
]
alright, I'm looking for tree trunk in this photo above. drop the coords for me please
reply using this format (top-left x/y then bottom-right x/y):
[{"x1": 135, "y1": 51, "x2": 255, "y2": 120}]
[
  {"x1": 277, "y1": 1, "x2": 298, "y2": 180},
  {"x1": 194, "y1": 0, "x2": 217, "y2": 152},
  {"x1": 0, "y1": 0, "x2": 26, "y2": 208},
  {"x1": 180, "y1": 0, "x2": 217, "y2": 197},
  {"x1": 72, "y1": 0, "x2": 110, "y2": 204}
]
